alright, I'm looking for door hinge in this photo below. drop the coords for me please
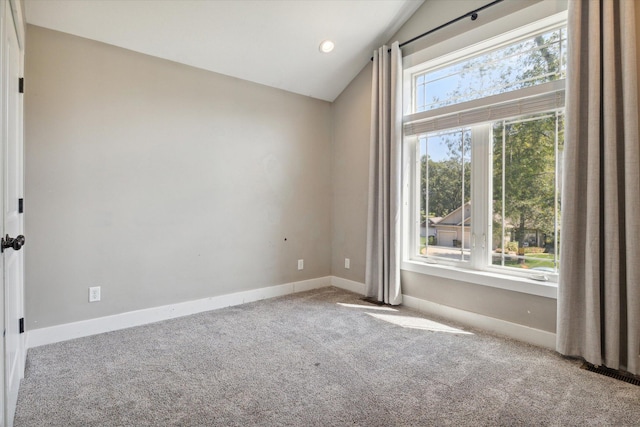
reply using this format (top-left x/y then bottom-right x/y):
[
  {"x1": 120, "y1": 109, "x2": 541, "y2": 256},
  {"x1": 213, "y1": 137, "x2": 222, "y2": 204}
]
[
  {"x1": 18, "y1": 198, "x2": 23, "y2": 213},
  {"x1": 19, "y1": 318, "x2": 24, "y2": 334},
  {"x1": 18, "y1": 77, "x2": 24, "y2": 94}
]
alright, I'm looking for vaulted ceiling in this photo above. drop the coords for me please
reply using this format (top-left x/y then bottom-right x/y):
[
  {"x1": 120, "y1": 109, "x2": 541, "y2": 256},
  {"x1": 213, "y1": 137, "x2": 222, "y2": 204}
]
[{"x1": 24, "y1": 0, "x2": 424, "y2": 102}]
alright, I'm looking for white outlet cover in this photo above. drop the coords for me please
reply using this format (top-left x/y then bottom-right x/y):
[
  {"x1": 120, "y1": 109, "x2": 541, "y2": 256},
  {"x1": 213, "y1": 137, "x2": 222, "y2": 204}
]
[
  {"x1": 89, "y1": 286, "x2": 101, "y2": 302},
  {"x1": 297, "y1": 259, "x2": 304, "y2": 270},
  {"x1": 345, "y1": 258, "x2": 350, "y2": 269}
]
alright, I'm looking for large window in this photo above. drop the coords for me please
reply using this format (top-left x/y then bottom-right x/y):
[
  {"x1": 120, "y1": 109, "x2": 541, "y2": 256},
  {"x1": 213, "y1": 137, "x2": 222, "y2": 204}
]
[{"x1": 404, "y1": 15, "x2": 566, "y2": 284}]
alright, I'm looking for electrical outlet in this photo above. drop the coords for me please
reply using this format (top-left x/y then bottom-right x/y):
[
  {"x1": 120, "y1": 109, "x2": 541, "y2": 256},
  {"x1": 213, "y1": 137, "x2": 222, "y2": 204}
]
[
  {"x1": 89, "y1": 286, "x2": 101, "y2": 302},
  {"x1": 297, "y1": 259, "x2": 304, "y2": 270},
  {"x1": 345, "y1": 258, "x2": 350, "y2": 269}
]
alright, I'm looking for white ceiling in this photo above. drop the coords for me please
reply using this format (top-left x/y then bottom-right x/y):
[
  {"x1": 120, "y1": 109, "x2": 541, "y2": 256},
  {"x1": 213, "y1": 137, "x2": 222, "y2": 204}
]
[{"x1": 24, "y1": 0, "x2": 424, "y2": 102}]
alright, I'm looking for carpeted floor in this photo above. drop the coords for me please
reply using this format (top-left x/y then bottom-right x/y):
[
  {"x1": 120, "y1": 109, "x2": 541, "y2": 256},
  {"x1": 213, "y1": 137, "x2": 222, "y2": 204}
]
[{"x1": 15, "y1": 287, "x2": 640, "y2": 426}]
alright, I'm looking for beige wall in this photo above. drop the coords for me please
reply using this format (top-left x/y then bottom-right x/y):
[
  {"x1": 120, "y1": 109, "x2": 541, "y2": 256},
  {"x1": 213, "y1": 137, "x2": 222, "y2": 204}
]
[
  {"x1": 637, "y1": 0, "x2": 640, "y2": 133},
  {"x1": 401, "y1": 271, "x2": 557, "y2": 332},
  {"x1": 330, "y1": 64, "x2": 372, "y2": 282},
  {"x1": 24, "y1": 0, "x2": 640, "y2": 335},
  {"x1": 25, "y1": 25, "x2": 332, "y2": 329}
]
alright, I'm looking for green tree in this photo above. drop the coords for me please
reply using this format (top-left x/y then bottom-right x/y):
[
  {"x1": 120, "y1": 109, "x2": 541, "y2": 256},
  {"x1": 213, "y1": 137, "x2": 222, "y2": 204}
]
[
  {"x1": 420, "y1": 130, "x2": 471, "y2": 224},
  {"x1": 421, "y1": 156, "x2": 471, "y2": 221},
  {"x1": 492, "y1": 114, "x2": 563, "y2": 249},
  {"x1": 420, "y1": 27, "x2": 565, "y2": 253},
  {"x1": 491, "y1": 30, "x2": 564, "y2": 249}
]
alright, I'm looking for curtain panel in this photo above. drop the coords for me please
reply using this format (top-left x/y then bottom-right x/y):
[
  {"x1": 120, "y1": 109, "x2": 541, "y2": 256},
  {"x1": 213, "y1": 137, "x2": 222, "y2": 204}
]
[
  {"x1": 557, "y1": 0, "x2": 640, "y2": 375},
  {"x1": 365, "y1": 42, "x2": 403, "y2": 305}
]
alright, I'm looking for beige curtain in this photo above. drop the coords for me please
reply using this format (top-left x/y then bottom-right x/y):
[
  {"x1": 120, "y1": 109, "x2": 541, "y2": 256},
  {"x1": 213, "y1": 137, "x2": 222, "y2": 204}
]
[
  {"x1": 365, "y1": 42, "x2": 402, "y2": 305},
  {"x1": 557, "y1": 0, "x2": 640, "y2": 375}
]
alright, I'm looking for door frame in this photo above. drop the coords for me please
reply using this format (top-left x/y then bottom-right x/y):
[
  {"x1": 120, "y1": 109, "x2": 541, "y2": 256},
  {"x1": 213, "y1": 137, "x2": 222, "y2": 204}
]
[{"x1": 0, "y1": 1, "x2": 25, "y2": 425}]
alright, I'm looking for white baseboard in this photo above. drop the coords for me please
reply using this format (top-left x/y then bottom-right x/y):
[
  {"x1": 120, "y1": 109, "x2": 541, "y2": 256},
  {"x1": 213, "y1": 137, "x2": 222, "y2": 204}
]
[
  {"x1": 26, "y1": 276, "x2": 555, "y2": 351},
  {"x1": 402, "y1": 294, "x2": 556, "y2": 349},
  {"x1": 331, "y1": 276, "x2": 366, "y2": 295},
  {"x1": 26, "y1": 276, "x2": 330, "y2": 349}
]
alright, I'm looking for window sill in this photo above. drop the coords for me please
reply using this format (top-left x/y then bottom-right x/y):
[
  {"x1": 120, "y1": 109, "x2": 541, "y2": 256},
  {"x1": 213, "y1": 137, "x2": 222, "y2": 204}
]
[{"x1": 401, "y1": 259, "x2": 558, "y2": 299}]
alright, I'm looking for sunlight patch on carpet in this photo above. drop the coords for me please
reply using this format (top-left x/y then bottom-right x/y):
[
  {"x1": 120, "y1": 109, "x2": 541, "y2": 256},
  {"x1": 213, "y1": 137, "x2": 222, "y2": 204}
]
[
  {"x1": 337, "y1": 302, "x2": 399, "y2": 312},
  {"x1": 366, "y1": 312, "x2": 474, "y2": 334}
]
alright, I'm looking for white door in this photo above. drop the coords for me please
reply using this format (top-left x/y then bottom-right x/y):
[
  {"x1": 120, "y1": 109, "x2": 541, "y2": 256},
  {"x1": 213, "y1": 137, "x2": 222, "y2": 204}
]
[{"x1": 1, "y1": 1, "x2": 25, "y2": 425}]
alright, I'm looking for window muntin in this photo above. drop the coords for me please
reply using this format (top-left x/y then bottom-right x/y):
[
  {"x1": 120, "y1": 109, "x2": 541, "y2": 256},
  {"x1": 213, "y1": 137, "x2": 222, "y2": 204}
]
[
  {"x1": 405, "y1": 20, "x2": 567, "y2": 283},
  {"x1": 414, "y1": 27, "x2": 566, "y2": 113}
]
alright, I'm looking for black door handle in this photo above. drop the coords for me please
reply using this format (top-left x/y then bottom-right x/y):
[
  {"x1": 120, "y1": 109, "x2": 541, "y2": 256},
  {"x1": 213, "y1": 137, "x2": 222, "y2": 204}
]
[{"x1": 1, "y1": 234, "x2": 25, "y2": 252}]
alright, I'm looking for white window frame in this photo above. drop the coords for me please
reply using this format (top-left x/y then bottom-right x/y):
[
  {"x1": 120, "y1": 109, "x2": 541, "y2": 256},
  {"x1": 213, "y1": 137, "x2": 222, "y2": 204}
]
[{"x1": 401, "y1": 10, "x2": 568, "y2": 299}]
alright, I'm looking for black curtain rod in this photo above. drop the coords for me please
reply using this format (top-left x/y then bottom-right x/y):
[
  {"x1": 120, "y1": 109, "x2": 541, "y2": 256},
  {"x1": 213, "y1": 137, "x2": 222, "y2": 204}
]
[{"x1": 371, "y1": 0, "x2": 504, "y2": 60}]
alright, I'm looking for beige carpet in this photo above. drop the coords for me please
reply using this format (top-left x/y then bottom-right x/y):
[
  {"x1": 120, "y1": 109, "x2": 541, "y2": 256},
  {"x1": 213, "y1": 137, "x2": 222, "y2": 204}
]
[{"x1": 15, "y1": 287, "x2": 640, "y2": 426}]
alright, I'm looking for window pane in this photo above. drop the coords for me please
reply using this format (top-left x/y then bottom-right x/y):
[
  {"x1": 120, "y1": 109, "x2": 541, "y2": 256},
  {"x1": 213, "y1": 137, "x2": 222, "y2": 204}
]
[
  {"x1": 419, "y1": 129, "x2": 471, "y2": 262},
  {"x1": 414, "y1": 27, "x2": 566, "y2": 112},
  {"x1": 491, "y1": 112, "x2": 563, "y2": 273}
]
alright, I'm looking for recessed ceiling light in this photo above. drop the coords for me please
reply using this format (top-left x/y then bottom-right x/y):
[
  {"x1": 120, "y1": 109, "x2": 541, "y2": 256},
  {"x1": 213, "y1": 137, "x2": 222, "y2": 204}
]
[{"x1": 319, "y1": 40, "x2": 335, "y2": 53}]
